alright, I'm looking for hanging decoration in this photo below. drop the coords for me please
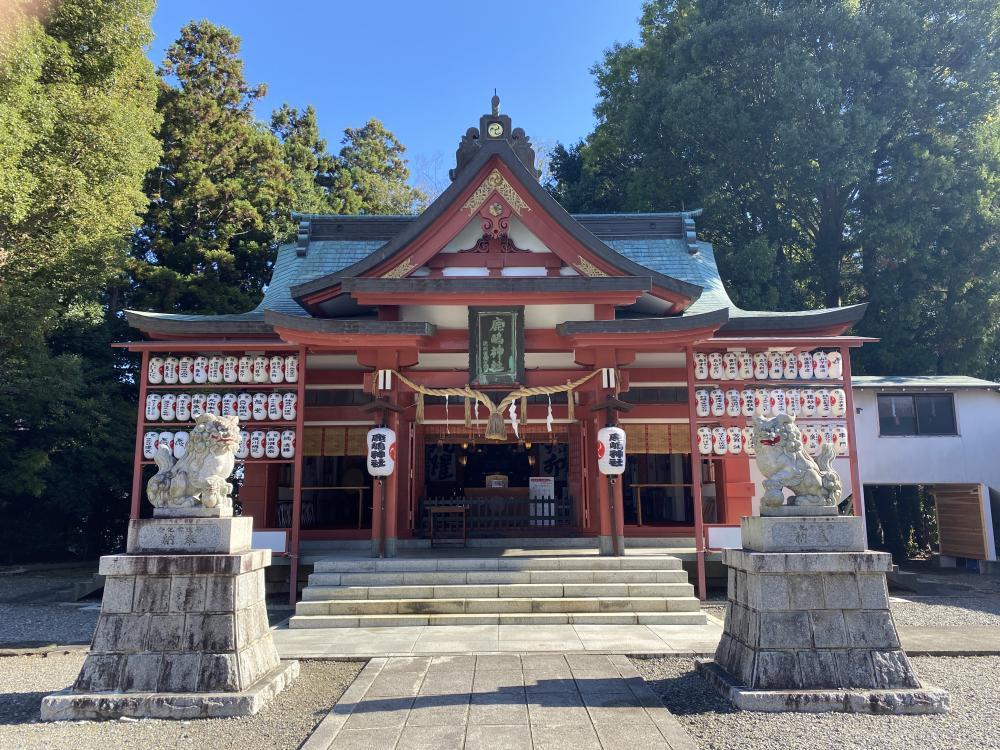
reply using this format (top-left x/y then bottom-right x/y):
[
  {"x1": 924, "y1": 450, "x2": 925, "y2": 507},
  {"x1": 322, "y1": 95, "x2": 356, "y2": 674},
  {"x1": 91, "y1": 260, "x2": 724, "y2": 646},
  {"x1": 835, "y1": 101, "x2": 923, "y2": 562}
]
[
  {"x1": 382, "y1": 368, "x2": 605, "y2": 441},
  {"x1": 366, "y1": 426, "x2": 396, "y2": 477},
  {"x1": 444, "y1": 394, "x2": 450, "y2": 433},
  {"x1": 546, "y1": 395, "x2": 554, "y2": 433},
  {"x1": 508, "y1": 401, "x2": 520, "y2": 439},
  {"x1": 596, "y1": 426, "x2": 627, "y2": 476}
]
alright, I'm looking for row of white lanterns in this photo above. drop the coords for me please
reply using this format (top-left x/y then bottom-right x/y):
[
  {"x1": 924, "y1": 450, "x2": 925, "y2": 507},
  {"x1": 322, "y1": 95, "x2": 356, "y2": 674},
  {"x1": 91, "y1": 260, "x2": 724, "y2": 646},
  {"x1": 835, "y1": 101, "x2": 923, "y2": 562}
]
[
  {"x1": 147, "y1": 354, "x2": 299, "y2": 385},
  {"x1": 696, "y1": 424, "x2": 849, "y2": 457},
  {"x1": 144, "y1": 430, "x2": 295, "y2": 460},
  {"x1": 695, "y1": 387, "x2": 846, "y2": 418},
  {"x1": 144, "y1": 392, "x2": 296, "y2": 422},
  {"x1": 694, "y1": 350, "x2": 843, "y2": 381}
]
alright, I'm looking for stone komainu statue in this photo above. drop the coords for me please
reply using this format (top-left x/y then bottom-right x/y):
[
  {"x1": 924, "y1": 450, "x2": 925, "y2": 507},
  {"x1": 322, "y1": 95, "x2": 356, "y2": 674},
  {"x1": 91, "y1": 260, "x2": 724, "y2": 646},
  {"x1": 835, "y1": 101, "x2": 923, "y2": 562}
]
[
  {"x1": 751, "y1": 413, "x2": 842, "y2": 511},
  {"x1": 147, "y1": 413, "x2": 240, "y2": 512}
]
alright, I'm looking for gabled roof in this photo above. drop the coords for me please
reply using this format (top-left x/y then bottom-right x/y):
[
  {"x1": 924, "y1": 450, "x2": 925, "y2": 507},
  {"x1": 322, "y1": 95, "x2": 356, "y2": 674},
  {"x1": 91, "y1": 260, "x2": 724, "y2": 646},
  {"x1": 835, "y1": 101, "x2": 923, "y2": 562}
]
[{"x1": 289, "y1": 139, "x2": 704, "y2": 308}]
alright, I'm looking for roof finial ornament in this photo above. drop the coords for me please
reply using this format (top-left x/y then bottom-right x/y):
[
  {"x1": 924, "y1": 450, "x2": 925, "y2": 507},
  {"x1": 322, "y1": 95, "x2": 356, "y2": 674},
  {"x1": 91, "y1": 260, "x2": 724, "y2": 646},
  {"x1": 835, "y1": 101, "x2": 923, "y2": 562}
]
[{"x1": 491, "y1": 90, "x2": 500, "y2": 116}]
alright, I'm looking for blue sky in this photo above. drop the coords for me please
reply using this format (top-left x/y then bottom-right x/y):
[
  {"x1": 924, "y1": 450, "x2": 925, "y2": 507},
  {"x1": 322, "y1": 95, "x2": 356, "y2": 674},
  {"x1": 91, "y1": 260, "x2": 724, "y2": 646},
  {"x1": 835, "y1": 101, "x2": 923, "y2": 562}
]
[{"x1": 149, "y1": 0, "x2": 646, "y2": 189}]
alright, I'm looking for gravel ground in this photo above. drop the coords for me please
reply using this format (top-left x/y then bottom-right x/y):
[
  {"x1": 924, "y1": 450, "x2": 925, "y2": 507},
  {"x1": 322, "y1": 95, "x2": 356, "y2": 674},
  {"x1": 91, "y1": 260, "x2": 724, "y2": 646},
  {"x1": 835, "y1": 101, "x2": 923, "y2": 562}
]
[
  {"x1": 0, "y1": 652, "x2": 363, "y2": 750},
  {"x1": 633, "y1": 655, "x2": 1000, "y2": 750},
  {"x1": 0, "y1": 564, "x2": 294, "y2": 647}
]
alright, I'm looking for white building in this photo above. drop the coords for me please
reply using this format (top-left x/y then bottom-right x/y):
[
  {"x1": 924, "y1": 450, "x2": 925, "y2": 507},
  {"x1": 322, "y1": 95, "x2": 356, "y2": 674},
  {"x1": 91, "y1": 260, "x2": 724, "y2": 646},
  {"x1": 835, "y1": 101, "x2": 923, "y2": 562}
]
[{"x1": 851, "y1": 375, "x2": 1000, "y2": 568}]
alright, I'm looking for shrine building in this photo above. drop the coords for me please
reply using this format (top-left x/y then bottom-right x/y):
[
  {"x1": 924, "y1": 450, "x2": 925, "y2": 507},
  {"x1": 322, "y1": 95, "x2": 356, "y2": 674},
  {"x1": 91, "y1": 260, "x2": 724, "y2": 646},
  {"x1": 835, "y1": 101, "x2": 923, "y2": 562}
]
[{"x1": 121, "y1": 101, "x2": 871, "y2": 602}]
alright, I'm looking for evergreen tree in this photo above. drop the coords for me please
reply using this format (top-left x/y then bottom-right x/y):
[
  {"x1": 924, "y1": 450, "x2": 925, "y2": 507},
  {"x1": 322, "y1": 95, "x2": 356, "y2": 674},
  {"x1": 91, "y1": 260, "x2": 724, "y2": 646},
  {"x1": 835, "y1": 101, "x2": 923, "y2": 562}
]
[
  {"x1": 551, "y1": 0, "x2": 1000, "y2": 376},
  {"x1": 270, "y1": 104, "x2": 342, "y2": 215},
  {"x1": 129, "y1": 21, "x2": 294, "y2": 315},
  {"x1": 337, "y1": 119, "x2": 426, "y2": 215},
  {"x1": 0, "y1": 0, "x2": 160, "y2": 560}
]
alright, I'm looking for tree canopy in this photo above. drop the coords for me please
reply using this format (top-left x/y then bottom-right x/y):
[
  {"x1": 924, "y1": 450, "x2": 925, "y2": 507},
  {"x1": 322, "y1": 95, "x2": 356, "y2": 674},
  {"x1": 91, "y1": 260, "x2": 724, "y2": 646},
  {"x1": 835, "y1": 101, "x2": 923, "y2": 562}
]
[{"x1": 550, "y1": 0, "x2": 1000, "y2": 377}]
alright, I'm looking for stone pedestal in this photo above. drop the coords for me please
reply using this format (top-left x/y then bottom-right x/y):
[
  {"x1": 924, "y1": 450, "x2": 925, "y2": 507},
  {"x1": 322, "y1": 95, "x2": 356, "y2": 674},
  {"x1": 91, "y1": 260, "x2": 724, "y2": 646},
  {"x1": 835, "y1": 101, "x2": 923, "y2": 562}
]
[
  {"x1": 41, "y1": 517, "x2": 297, "y2": 721},
  {"x1": 697, "y1": 515, "x2": 948, "y2": 714}
]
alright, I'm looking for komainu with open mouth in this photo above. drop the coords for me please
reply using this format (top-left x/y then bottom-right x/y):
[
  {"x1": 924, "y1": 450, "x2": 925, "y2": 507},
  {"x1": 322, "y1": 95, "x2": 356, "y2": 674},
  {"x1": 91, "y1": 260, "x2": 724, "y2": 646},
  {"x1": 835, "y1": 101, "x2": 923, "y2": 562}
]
[
  {"x1": 147, "y1": 413, "x2": 240, "y2": 512},
  {"x1": 751, "y1": 413, "x2": 842, "y2": 510}
]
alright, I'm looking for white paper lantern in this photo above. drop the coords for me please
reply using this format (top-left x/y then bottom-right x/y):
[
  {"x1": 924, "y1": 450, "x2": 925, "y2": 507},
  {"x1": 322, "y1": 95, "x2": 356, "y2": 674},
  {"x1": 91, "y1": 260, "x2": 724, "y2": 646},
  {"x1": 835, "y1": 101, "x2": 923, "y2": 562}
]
[
  {"x1": 697, "y1": 427, "x2": 713, "y2": 455},
  {"x1": 799, "y1": 388, "x2": 817, "y2": 417},
  {"x1": 160, "y1": 393, "x2": 177, "y2": 421},
  {"x1": 205, "y1": 393, "x2": 222, "y2": 417},
  {"x1": 280, "y1": 430, "x2": 295, "y2": 458},
  {"x1": 143, "y1": 432, "x2": 158, "y2": 459},
  {"x1": 710, "y1": 388, "x2": 725, "y2": 417},
  {"x1": 249, "y1": 430, "x2": 265, "y2": 459},
  {"x1": 252, "y1": 392, "x2": 267, "y2": 421},
  {"x1": 238, "y1": 356, "x2": 253, "y2": 383},
  {"x1": 695, "y1": 389, "x2": 710, "y2": 418},
  {"x1": 267, "y1": 392, "x2": 282, "y2": 421},
  {"x1": 725, "y1": 389, "x2": 741, "y2": 417},
  {"x1": 222, "y1": 356, "x2": 239, "y2": 383},
  {"x1": 173, "y1": 431, "x2": 189, "y2": 459},
  {"x1": 147, "y1": 356, "x2": 164, "y2": 384},
  {"x1": 367, "y1": 426, "x2": 397, "y2": 477},
  {"x1": 737, "y1": 352, "x2": 754, "y2": 380},
  {"x1": 156, "y1": 431, "x2": 174, "y2": 454},
  {"x1": 596, "y1": 426, "x2": 627, "y2": 475},
  {"x1": 813, "y1": 351, "x2": 830, "y2": 379},
  {"x1": 236, "y1": 393, "x2": 253, "y2": 421},
  {"x1": 768, "y1": 352, "x2": 784, "y2": 380},
  {"x1": 782, "y1": 352, "x2": 798, "y2": 379},
  {"x1": 711, "y1": 427, "x2": 727, "y2": 456},
  {"x1": 252, "y1": 355, "x2": 269, "y2": 383},
  {"x1": 282, "y1": 392, "x2": 297, "y2": 421},
  {"x1": 726, "y1": 426, "x2": 743, "y2": 455},
  {"x1": 193, "y1": 356, "x2": 209, "y2": 384},
  {"x1": 816, "y1": 388, "x2": 833, "y2": 418},
  {"x1": 145, "y1": 393, "x2": 162, "y2": 422},
  {"x1": 834, "y1": 424, "x2": 849, "y2": 456},
  {"x1": 797, "y1": 351, "x2": 814, "y2": 379},
  {"x1": 269, "y1": 355, "x2": 285, "y2": 384},
  {"x1": 741, "y1": 388, "x2": 756, "y2": 417},
  {"x1": 722, "y1": 352, "x2": 739, "y2": 380},
  {"x1": 828, "y1": 351, "x2": 843, "y2": 379},
  {"x1": 236, "y1": 431, "x2": 250, "y2": 459},
  {"x1": 742, "y1": 427, "x2": 756, "y2": 456},
  {"x1": 830, "y1": 388, "x2": 847, "y2": 418},
  {"x1": 284, "y1": 354, "x2": 299, "y2": 383},
  {"x1": 767, "y1": 388, "x2": 783, "y2": 416},
  {"x1": 264, "y1": 430, "x2": 281, "y2": 459},
  {"x1": 162, "y1": 356, "x2": 179, "y2": 384},
  {"x1": 190, "y1": 393, "x2": 207, "y2": 419},
  {"x1": 207, "y1": 356, "x2": 223, "y2": 383},
  {"x1": 693, "y1": 352, "x2": 709, "y2": 380},
  {"x1": 178, "y1": 357, "x2": 194, "y2": 384},
  {"x1": 752, "y1": 352, "x2": 769, "y2": 380},
  {"x1": 785, "y1": 389, "x2": 801, "y2": 417},
  {"x1": 755, "y1": 388, "x2": 771, "y2": 417},
  {"x1": 708, "y1": 352, "x2": 725, "y2": 380}
]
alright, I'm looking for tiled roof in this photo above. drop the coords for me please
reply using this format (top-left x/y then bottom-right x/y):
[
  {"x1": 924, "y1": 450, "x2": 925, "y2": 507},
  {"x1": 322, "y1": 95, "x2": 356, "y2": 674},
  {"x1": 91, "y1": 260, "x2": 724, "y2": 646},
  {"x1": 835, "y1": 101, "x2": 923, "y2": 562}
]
[{"x1": 125, "y1": 213, "x2": 865, "y2": 335}]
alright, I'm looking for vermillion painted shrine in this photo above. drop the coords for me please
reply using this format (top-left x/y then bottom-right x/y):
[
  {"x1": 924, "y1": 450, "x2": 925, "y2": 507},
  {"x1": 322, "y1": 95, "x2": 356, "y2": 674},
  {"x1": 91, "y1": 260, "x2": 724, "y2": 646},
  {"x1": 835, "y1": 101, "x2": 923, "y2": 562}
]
[{"x1": 120, "y1": 100, "x2": 871, "y2": 604}]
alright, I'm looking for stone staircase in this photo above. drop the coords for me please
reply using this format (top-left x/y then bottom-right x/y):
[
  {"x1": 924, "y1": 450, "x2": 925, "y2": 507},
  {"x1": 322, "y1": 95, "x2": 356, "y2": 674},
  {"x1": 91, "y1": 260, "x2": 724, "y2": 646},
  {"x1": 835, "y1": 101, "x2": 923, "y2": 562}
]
[{"x1": 290, "y1": 555, "x2": 706, "y2": 628}]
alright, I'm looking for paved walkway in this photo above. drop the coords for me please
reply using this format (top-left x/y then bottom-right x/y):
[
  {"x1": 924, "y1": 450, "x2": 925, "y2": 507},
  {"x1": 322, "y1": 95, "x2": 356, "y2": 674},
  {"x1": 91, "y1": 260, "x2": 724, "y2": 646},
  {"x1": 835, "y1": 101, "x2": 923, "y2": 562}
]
[
  {"x1": 301, "y1": 654, "x2": 696, "y2": 750},
  {"x1": 273, "y1": 621, "x2": 725, "y2": 658}
]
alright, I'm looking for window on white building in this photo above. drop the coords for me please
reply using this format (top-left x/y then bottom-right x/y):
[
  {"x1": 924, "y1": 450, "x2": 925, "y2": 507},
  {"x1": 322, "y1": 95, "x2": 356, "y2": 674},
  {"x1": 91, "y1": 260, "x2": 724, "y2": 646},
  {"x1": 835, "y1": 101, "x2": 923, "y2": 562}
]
[{"x1": 877, "y1": 393, "x2": 957, "y2": 436}]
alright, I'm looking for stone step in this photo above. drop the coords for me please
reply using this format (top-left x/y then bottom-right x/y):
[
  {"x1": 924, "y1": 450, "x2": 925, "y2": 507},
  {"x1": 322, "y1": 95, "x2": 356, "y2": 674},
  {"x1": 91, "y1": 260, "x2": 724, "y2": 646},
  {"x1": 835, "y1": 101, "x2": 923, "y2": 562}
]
[
  {"x1": 300, "y1": 581, "x2": 695, "y2": 601},
  {"x1": 295, "y1": 595, "x2": 702, "y2": 617},
  {"x1": 310, "y1": 555, "x2": 683, "y2": 574},
  {"x1": 287, "y1": 611, "x2": 708, "y2": 628},
  {"x1": 306, "y1": 568, "x2": 690, "y2": 588}
]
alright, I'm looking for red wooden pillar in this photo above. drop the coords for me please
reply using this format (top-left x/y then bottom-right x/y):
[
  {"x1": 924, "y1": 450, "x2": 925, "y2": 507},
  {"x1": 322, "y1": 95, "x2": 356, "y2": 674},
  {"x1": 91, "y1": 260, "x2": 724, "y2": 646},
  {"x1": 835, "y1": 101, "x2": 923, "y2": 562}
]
[
  {"x1": 840, "y1": 345, "x2": 865, "y2": 521},
  {"x1": 684, "y1": 345, "x2": 707, "y2": 600},
  {"x1": 130, "y1": 350, "x2": 151, "y2": 521},
  {"x1": 288, "y1": 344, "x2": 308, "y2": 605}
]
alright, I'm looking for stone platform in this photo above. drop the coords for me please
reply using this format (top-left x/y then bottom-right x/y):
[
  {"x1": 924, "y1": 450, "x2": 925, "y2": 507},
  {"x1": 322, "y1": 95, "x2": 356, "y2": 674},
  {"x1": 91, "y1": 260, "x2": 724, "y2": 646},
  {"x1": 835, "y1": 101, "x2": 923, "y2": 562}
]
[
  {"x1": 701, "y1": 514, "x2": 948, "y2": 714},
  {"x1": 41, "y1": 517, "x2": 295, "y2": 721}
]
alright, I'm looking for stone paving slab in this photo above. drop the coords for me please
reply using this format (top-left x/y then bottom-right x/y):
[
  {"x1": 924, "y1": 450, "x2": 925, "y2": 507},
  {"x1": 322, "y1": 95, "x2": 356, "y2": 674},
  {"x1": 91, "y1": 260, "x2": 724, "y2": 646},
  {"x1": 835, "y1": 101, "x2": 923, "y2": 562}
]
[
  {"x1": 274, "y1": 620, "x2": 1000, "y2": 659},
  {"x1": 273, "y1": 622, "x2": 723, "y2": 658},
  {"x1": 303, "y1": 654, "x2": 696, "y2": 750}
]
